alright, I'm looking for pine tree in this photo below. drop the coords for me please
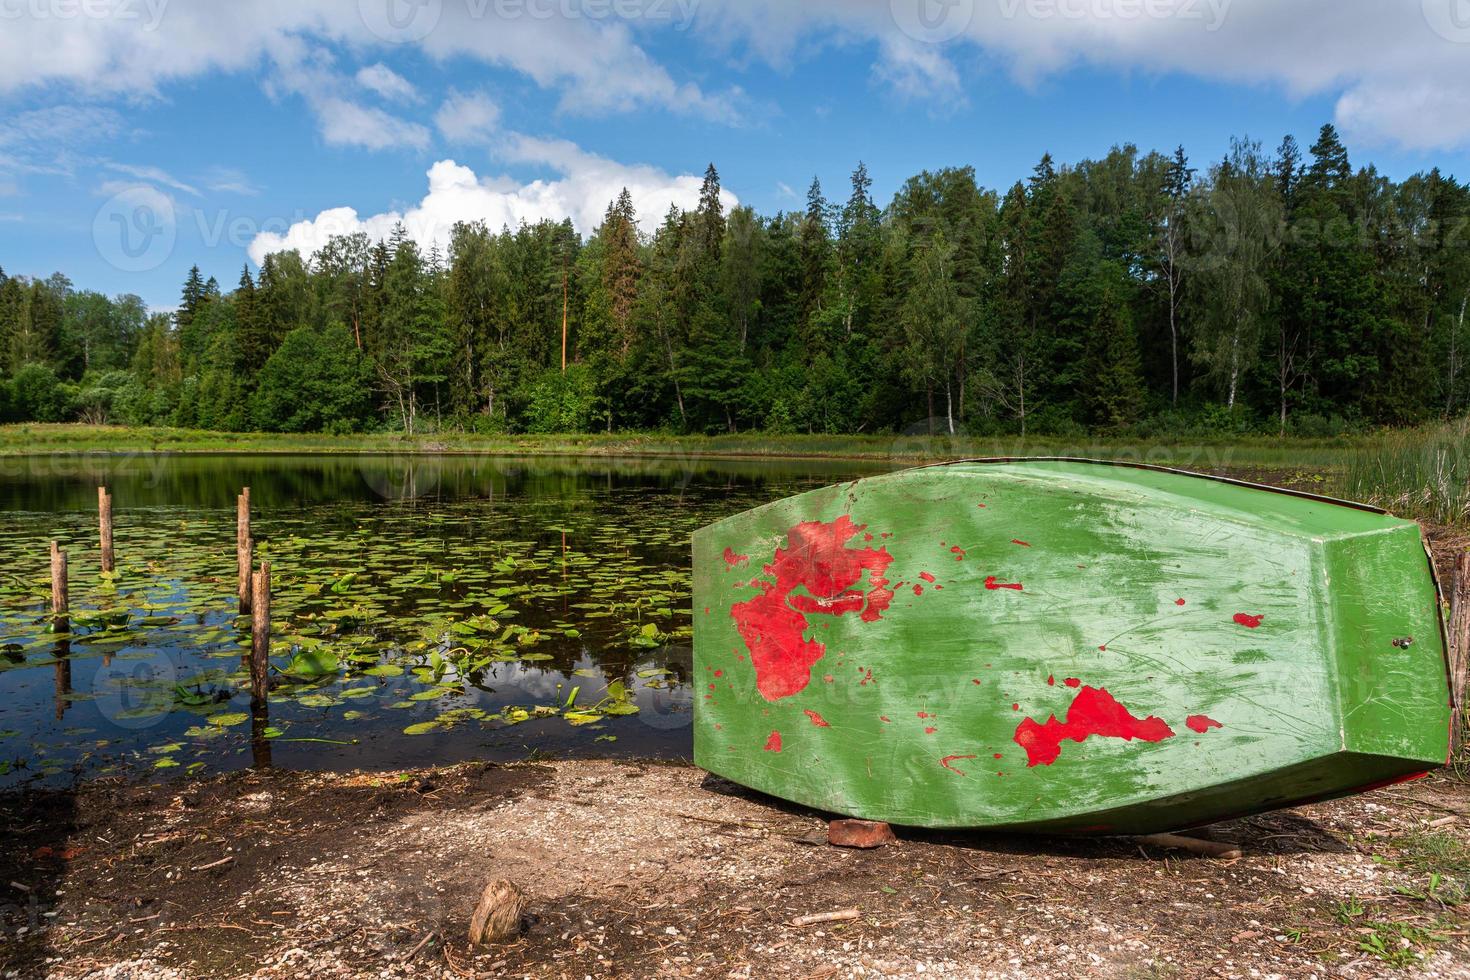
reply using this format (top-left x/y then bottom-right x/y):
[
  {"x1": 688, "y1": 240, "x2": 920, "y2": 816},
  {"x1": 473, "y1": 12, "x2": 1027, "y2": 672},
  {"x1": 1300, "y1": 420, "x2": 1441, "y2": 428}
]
[
  {"x1": 177, "y1": 266, "x2": 207, "y2": 331},
  {"x1": 1084, "y1": 286, "x2": 1146, "y2": 430},
  {"x1": 696, "y1": 165, "x2": 726, "y2": 262},
  {"x1": 798, "y1": 177, "x2": 831, "y2": 335},
  {"x1": 610, "y1": 191, "x2": 642, "y2": 349},
  {"x1": 235, "y1": 265, "x2": 268, "y2": 374},
  {"x1": 1305, "y1": 124, "x2": 1351, "y2": 192}
]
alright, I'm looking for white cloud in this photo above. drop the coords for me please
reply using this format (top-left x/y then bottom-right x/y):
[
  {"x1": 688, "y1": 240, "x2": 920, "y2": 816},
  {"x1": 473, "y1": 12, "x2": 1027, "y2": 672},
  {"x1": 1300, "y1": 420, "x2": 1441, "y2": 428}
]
[
  {"x1": 201, "y1": 166, "x2": 262, "y2": 196},
  {"x1": 690, "y1": 0, "x2": 1470, "y2": 151},
  {"x1": 356, "y1": 63, "x2": 419, "y2": 103},
  {"x1": 265, "y1": 40, "x2": 430, "y2": 151},
  {"x1": 247, "y1": 144, "x2": 737, "y2": 265},
  {"x1": 0, "y1": 2, "x2": 741, "y2": 138},
  {"x1": 103, "y1": 162, "x2": 199, "y2": 197},
  {"x1": 314, "y1": 96, "x2": 432, "y2": 150},
  {"x1": 435, "y1": 90, "x2": 501, "y2": 143}
]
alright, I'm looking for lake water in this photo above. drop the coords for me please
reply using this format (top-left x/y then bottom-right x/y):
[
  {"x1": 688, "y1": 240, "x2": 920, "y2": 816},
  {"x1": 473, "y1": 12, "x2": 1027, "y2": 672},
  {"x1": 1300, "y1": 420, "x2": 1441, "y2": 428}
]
[{"x1": 0, "y1": 453, "x2": 891, "y2": 787}]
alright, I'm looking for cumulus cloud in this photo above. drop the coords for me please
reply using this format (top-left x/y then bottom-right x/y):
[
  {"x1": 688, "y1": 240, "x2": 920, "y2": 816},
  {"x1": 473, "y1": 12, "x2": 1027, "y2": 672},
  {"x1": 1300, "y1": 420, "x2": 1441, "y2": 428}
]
[
  {"x1": 247, "y1": 143, "x2": 737, "y2": 265},
  {"x1": 435, "y1": 90, "x2": 502, "y2": 143}
]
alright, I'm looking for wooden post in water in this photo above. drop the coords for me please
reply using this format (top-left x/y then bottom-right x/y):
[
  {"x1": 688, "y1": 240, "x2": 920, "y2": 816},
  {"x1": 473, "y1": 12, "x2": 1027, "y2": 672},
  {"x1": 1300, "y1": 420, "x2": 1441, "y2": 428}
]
[
  {"x1": 237, "y1": 488, "x2": 252, "y2": 615},
  {"x1": 98, "y1": 487, "x2": 114, "y2": 573},
  {"x1": 1452, "y1": 552, "x2": 1470, "y2": 755},
  {"x1": 237, "y1": 536, "x2": 253, "y2": 616},
  {"x1": 250, "y1": 561, "x2": 271, "y2": 705},
  {"x1": 49, "y1": 541, "x2": 68, "y2": 633}
]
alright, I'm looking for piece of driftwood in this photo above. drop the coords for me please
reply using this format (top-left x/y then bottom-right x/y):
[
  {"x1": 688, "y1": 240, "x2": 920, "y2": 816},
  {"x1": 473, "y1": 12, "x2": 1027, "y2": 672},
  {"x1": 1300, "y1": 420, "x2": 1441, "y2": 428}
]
[
  {"x1": 1135, "y1": 832, "x2": 1242, "y2": 860},
  {"x1": 791, "y1": 909, "x2": 860, "y2": 927},
  {"x1": 468, "y1": 880, "x2": 526, "y2": 945}
]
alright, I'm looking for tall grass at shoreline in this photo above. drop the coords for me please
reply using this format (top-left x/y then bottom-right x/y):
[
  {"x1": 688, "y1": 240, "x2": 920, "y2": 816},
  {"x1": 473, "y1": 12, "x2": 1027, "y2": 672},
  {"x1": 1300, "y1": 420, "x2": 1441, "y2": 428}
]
[{"x1": 1345, "y1": 419, "x2": 1470, "y2": 525}]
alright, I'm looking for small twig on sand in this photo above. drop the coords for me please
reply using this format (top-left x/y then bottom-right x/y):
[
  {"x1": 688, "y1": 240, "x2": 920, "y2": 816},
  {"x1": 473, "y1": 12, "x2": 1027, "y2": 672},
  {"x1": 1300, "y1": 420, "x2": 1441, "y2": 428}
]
[
  {"x1": 190, "y1": 856, "x2": 234, "y2": 872},
  {"x1": 791, "y1": 909, "x2": 860, "y2": 927},
  {"x1": 407, "y1": 931, "x2": 438, "y2": 961}
]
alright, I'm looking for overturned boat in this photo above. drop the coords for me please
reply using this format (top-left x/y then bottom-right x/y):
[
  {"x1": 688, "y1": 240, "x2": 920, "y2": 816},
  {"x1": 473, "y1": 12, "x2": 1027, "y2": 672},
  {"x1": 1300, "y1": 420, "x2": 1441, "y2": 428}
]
[{"x1": 691, "y1": 459, "x2": 1450, "y2": 834}]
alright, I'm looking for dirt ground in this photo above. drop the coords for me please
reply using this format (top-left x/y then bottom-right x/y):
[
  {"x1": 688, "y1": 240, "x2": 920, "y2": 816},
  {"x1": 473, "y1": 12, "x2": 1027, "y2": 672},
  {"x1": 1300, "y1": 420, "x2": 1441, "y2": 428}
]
[{"x1": 0, "y1": 760, "x2": 1468, "y2": 980}]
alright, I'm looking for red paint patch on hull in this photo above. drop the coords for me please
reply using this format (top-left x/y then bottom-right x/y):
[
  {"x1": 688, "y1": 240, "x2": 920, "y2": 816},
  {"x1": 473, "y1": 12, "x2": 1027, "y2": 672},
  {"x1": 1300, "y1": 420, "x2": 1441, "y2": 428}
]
[
  {"x1": 1011, "y1": 539, "x2": 1031, "y2": 548},
  {"x1": 1064, "y1": 677, "x2": 1081, "y2": 688},
  {"x1": 984, "y1": 576, "x2": 1024, "y2": 592},
  {"x1": 1186, "y1": 715, "x2": 1223, "y2": 734},
  {"x1": 723, "y1": 547, "x2": 749, "y2": 568},
  {"x1": 764, "y1": 731, "x2": 782, "y2": 752},
  {"x1": 951, "y1": 546, "x2": 966, "y2": 561},
  {"x1": 1234, "y1": 613, "x2": 1264, "y2": 628},
  {"x1": 804, "y1": 709, "x2": 831, "y2": 728},
  {"x1": 1175, "y1": 598, "x2": 1187, "y2": 606},
  {"x1": 730, "y1": 515, "x2": 895, "y2": 701},
  {"x1": 940, "y1": 755, "x2": 976, "y2": 776},
  {"x1": 919, "y1": 571, "x2": 936, "y2": 583},
  {"x1": 1013, "y1": 686, "x2": 1175, "y2": 767}
]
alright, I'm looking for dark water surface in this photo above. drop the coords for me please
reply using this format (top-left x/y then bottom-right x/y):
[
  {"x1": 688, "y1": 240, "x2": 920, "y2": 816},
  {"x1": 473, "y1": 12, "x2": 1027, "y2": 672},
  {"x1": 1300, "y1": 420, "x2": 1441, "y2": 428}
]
[{"x1": 0, "y1": 453, "x2": 891, "y2": 787}]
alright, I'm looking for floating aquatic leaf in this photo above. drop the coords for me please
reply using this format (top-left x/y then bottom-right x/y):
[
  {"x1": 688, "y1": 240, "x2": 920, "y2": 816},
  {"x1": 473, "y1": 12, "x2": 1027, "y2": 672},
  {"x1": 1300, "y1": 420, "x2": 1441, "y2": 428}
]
[
  {"x1": 206, "y1": 712, "x2": 249, "y2": 728},
  {"x1": 280, "y1": 649, "x2": 340, "y2": 678},
  {"x1": 403, "y1": 722, "x2": 441, "y2": 736}
]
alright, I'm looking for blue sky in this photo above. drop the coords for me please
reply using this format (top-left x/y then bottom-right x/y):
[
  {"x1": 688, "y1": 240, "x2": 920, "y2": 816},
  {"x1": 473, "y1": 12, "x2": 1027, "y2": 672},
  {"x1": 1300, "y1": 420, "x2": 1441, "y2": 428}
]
[{"x1": 2, "y1": 0, "x2": 1469, "y2": 309}]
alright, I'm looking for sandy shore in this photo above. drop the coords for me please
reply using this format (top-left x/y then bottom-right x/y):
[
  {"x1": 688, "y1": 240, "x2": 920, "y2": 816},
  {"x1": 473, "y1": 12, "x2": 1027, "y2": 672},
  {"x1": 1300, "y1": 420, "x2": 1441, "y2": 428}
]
[{"x1": 0, "y1": 759, "x2": 1467, "y2": 979}]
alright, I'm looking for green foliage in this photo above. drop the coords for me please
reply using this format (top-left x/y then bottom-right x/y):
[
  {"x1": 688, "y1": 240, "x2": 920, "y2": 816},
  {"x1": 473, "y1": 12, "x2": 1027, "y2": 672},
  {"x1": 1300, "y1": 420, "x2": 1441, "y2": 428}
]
[
  {"x1": 521, "y1": 365, "x2": 600, "y2": 434},
  {"x1": 7, "y1": 124, "x2": 1470, "y2": 439},
  {"x1": 8, "y1": 363, "x2": 71, "y2": 422},
  {"x1": 252, "y1": 325, "x2": 373, "y2": 433}
]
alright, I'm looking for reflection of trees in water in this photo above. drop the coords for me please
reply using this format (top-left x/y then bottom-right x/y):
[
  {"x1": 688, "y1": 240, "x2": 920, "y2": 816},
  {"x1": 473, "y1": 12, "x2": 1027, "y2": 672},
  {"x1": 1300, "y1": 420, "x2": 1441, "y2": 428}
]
[{"x1": 0, "y1": 453, "x2": 889, "y2": 512}]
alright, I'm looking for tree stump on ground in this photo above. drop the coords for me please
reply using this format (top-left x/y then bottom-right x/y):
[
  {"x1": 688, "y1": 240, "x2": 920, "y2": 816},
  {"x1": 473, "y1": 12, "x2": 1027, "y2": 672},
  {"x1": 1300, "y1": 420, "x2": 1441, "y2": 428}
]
[{"x1": 468, "y1": 879, "x2": 526, "y2": 945}]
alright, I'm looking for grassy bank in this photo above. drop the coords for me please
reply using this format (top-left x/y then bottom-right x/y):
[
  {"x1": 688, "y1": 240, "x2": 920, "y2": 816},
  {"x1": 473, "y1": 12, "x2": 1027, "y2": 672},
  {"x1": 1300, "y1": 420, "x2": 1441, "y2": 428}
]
[
  {"x1": 0, "y1": 421, "x2": 1364, "y2": 465},
  {"x1": 1, "y1": 421, "x2": 1465, "y2": 524}
]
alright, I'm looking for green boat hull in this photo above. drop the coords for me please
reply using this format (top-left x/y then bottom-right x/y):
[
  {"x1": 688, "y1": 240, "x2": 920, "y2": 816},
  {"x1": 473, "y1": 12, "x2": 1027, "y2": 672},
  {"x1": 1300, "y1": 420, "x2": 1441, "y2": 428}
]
[{"x1": 691, "y1": 460, "x2": 1451, "y2": 834}]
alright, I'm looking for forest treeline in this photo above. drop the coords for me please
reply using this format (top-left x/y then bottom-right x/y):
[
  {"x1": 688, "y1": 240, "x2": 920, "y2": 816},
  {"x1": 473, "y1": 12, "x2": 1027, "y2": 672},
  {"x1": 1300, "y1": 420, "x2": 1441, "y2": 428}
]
[{"x1": 2, "y1": 124, "x2": 1467, "y2": 438}]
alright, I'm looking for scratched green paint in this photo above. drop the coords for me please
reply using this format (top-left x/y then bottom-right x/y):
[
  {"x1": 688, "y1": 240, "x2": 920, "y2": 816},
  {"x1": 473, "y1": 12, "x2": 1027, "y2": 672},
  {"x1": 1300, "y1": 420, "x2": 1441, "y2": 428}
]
[{"x1": 691, "y1": 461, "x2": 1450, "y2": 833}]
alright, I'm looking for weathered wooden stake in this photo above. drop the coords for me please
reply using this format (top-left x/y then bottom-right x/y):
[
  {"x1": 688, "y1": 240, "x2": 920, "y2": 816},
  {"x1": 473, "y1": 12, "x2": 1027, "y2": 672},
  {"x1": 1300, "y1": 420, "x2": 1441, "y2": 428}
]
[
  {"x1": 98, "y1": 487, "x2": 114, "y2": 573},
  {"x1": 237, "y1": 487, "x2": 251, "y2": 548},
  {"x1": 250, "y1": 561, "x2": 270, "y2": 704},
  {"x1": 49, "y1": 541, "x2": 68, "y2": 633},
  {"x1": 237, "y1": 488, "x2": 253, "y2": 615},
  {"x1": 237, "y1": 536, "x2": 253, "y2": 616},
  {"x1": 1451, "y1": 552, "x2": 1470, "y2": 755}
]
